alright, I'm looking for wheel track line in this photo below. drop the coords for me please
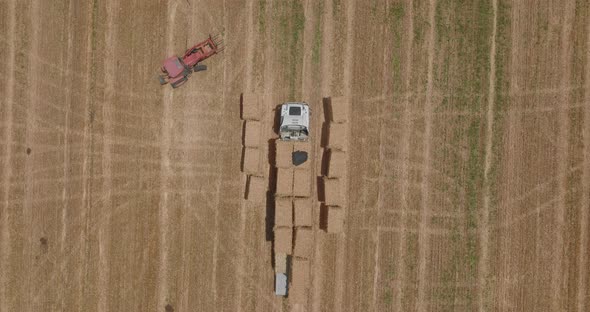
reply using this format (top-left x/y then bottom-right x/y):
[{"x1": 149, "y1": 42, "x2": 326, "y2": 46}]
[
  {"x1": 235, "y1": 0, "x2": 255, "y2": 310},
  {"x1": 0, "y1": 0, "x2": 16, "y2": 310},
  {"x1": 371, "y1": 0, "x2": 391, "y2": 310},
  {"x1": 78, "y1": 0, "x2": 101, "y2": 307},
  {"x1": 393, "y1": 1, "x2": 413, "y2": 310},
  {"x1": 210, "y1": 0, "x2": 228, "y2": 306},
  {"x1": 58, "y1": 0, "x2": 75, "y2": 310},
  {"x1": 333, "y1": 0, "x2": 354, "y2": 310},
  {"x1": 499, "y1": 4, "x2": 527, "y2": 308},
  {"x1": 178, "y1": 2, "x2": 199, "y2": 310},
  {"x1": 416, "y1": 0, "x2": 436, "y2": 311},
  {"x1": 243, "y1": 0, "x2": 256, "y2": 92},
  {"x1": 98, "y1": 0, "x2": 117, "y2": 310},
  {"x1": 24, "y1": 1, "x2": 41, "y2": 311},
  {"x1": 552, "y1": 3, "x2": 575, "y2": 310},
  {"x1": 311, "y1": 0, "x2": 333, "y2": 310},
  {"x1": 157, "y1": 1, "x2": 178, "y2": 309},
  {"x1": 477, "y1": 0, "x2": 497, "y2": 310},
  {"x1": 577, "y1": 13, "x2": 590, "y2": 312}
]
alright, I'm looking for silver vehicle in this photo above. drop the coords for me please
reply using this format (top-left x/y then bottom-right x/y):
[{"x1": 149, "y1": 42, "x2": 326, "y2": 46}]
[{"x1": 279, "y1": 102, "x2": 310, "y2": 141}]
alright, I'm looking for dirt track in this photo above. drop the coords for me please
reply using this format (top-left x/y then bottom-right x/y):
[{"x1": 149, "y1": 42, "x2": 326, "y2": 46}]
[{"x1": 1, "y1": 0, "x2": 590, "y2": 311}]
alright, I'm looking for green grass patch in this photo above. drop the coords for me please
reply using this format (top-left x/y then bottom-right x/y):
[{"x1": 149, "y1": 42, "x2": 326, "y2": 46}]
[
  {"x1": 382, "y1": 289, "x2": 393, "y2": 306},
  {"x1": 311, "y1": 1, "x2": 324, "y2": 65},
  {"x1": 389, "y1": 2, "x2": 404, "y2": 93},
  {"x1": 430, "y1": 0, "x2": 496, "y2": 307},
  {"x1": 271, "y1": 0, "x2": 306, "y2": 100},
  {"x1": 258, "y1": 0, "x2": 266, "y2": 35},
  {"x1": 287, "y1": 0, "x2": 305, "y2": 100},
  {"x1": 332, "y1": 0, "x2": 342, "y2": 17}
]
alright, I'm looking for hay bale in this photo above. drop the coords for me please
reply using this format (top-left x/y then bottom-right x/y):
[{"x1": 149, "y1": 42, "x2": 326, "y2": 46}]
[
  {"x1": 246, "y1": 175, "x2": 266, "y2": 203},
  {"x1": 244, "y1": 120, "x2": 262, "y2": 148},
  {"x1": 241, "y1": 93, "x2": 261, "y2": 120},
  {"x1": 275, "y1": 140, "x2": 294, "y2": 168},
  {"x1": 330, "y1": 96, "x2": 349, "y2": 123},
  {"x1": 293, "y1": 227, "x2": 313, "y2": 258},
  {"x1": 327, "y1": 206, "x2": 345, "y2": 233},
  {"x1": 323, "y1": 177, "x2": 343, "y2": 206},
  {"x1": 275, "y1": 252, "x2": 288, "y2": 273},
  {"x1": 276, "y1": 168, "x2": 294, "y2": 196},
  {"x1": 242, "y1": 147, "x2": 261, "y2": 175},
  {"x1": 275, "y1": 197, "x2": 293, "y2": 227},
  {"x1": 293, "y1": 169, "x2": 311, "y2": 197},
  {"x1": 327, "y1": 149, "x2": 346, "y2": 178},
  {"x1": 290, "y1": 258, "x2": 310, "y2": 304},
  {"x1": 274, "y1": 227, "x2": 292, "y2": 254},
  {"x1": 328, "y1": 123, "x2": 347, "y2": 151},
  {"x1": 294, "y1": 198, "x2": 312, "y2": 227}
]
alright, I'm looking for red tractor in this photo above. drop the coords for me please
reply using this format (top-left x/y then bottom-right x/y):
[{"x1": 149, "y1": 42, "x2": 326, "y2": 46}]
[{"x1": 159, "y1": 34, "x2": 223, "y2": 88}]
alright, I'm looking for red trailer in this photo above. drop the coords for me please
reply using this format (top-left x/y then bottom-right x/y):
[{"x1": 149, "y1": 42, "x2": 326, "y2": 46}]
[{"x1": 159, "y1": 34, "x2": 223, "y2": 88}]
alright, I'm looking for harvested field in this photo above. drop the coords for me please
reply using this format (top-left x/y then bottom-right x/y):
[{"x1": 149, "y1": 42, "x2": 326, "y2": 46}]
[{"x1": 1, "y1": 0, "x2": 589, "y2": 311}]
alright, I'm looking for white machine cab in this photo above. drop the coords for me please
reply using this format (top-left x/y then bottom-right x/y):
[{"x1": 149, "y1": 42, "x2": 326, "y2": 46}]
[{"x1": 279, "y1": 102, "x2": 309, "y2": 141}]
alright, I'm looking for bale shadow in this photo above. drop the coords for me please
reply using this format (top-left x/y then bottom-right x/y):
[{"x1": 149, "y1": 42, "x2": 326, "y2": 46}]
[
  {"x1": 240, "y1": 146, "x2": 246, "y2": 173},
  {"x1": 322, "y1": 97, "x2": 333, "y2": 122},
  {"x1": 244, "y1": 175, "x2": 252, "y2": 200},
  {"x1": 320, "y1": 122, "x2": 330, "y2": 148},
  {"x1": 265, "y1": 138, "x2": 278, "y2": 242},
  {"x1": 320, "y1": 148, "x2": 330, "y2": 176},
  {"x1": 240, "y1": 93, "x2": 245, "y2": 120},
  {"x1": 319, "y1": 203, "x2": 329, "y2": 231},
  {"x1": 317, "y1": 176, "x2": 325, "y2": 202},
  {"x1": 241, "y1": 120, "x2": 247, "y2": 146}
]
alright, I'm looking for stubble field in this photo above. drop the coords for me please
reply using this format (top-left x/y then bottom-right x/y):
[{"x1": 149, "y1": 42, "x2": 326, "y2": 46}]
[{"x1": 1, "y1": 0, "x2": 589, "y2": 311}]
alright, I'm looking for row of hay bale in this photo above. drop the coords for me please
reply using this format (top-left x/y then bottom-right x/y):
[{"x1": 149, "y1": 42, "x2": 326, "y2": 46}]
[
  {"x1": 241, "y1": 94, "x2": 266, "y2": 204},
  {"x1": 242, "y1": 93, "x2": 263, "y2": 176},
  {"x1": 321, "y1": 97, "x2": 348, "y2": 233},
  {"x1": 273, "y1": 139, "x2": 313, "y2": 303}
]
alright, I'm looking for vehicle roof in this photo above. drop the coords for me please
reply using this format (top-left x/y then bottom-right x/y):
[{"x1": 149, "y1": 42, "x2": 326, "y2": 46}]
[{"x1": 163, "y1": 57, "x2": 185, "y2": 78}]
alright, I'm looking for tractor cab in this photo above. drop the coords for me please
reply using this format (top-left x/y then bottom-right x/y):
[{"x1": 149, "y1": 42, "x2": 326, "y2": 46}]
[
  {"x1": 162, "y1": 57, "x2": 188, "y2": 79},
  {"x1": 159, "y1": 57, "x2": 191, "y2": 88}
]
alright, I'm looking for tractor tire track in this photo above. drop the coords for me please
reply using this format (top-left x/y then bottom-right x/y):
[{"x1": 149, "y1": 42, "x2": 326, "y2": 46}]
[
  {"x1": 24, "y1": 1, "x2": 41, "y2": 310},
  {"x1": 57, "y1": 1, "x2": 75, "y2": 310},
  {"x1": 478, "y1": 0, "x2": 497, "y2": 310},
  {"x1": 394, "y1": 1, "x2": 413, "y2": 311},
  {"x1": 156, "y1": 1, "x2": 178, "y2": 310},
  {"x1": 576, "y1": 6, "x2": 590, "y2": 312},
  {"x1": 551, "y1": 3, "x2": 575, "y2": 310},
  {"x1": 0, "y1": 0, "x2": 17, "y2": 310},
  {"x1": 98, "y1": 0, "x2": 117, "y2": 310},
  {"x1": 210, "y1": 0, "x2": 228, "y2": 307},
  {"x1": 333, "y1": 0, "x2": 355, "y2": 310},
  {"x1": 416, "y1": 0, "x2": 437, "y2": 311},
  {"x1": 371, "y1": 1, "x2": 391, "y2": 310}
]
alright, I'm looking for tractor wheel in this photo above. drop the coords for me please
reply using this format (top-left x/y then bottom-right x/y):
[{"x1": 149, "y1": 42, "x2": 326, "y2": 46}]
[
  {"x1": 171, "y1": 78, "x2": 187, "y2": 89},
  {"x1": 158, "y1": 75, "x2": 167, "y2": 85},
  {"x1": 194, "y1": 64, "x2": 207, "y2": 72}
]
